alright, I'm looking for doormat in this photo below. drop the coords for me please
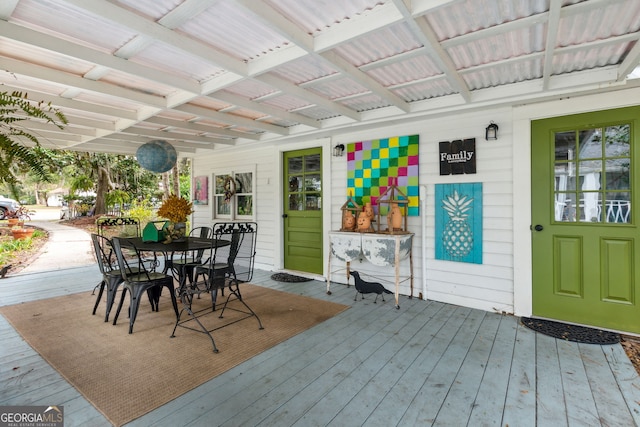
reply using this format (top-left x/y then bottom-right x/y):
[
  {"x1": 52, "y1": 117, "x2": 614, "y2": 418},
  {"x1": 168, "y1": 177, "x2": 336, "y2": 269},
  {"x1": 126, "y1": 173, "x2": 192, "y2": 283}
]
[
  {"x1": 521, "y1": 317, "x2": 620, "y2": 345},
  {"x1": 270, "y1": 273, "x2": 313, "y2": 283}
]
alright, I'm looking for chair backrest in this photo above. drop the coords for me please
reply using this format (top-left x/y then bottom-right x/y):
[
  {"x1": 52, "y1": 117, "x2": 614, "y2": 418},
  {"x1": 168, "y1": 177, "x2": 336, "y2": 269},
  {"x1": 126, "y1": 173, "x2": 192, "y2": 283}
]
[
  {"x1": 192, "y1": 226, "x2": 212, "y2": 261},
  {"x1": 91, "y1": 233, "x2": 115, "y2": 275},
  {"x1": 191, "y1": 226, "x2": 212, "y2": 239},
  {"x1": 211, "y1": 222, "x2": 257, "y2": 283},
  {"x1": 96, "y1": 217, "x2": 141, "y2": 240},
  {"x1": 111, "y1": 237, "x2": 152, "y2": 281}
]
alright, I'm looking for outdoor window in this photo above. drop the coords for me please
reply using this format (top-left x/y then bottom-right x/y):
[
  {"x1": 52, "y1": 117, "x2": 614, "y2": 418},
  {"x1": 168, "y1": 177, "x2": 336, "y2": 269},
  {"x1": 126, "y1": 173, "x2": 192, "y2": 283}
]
[{"x1": 213, "y1": 168, "x2": 255, "y2": 220}]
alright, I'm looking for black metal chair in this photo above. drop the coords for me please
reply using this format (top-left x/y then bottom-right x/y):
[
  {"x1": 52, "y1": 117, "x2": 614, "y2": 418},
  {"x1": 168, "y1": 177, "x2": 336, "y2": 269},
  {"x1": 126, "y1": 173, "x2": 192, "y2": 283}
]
[
  {"x1": 92, "y1": 216, "x2": 148, "y2": 295},
  {"x1": 111, "y1": 237, "x2": 179, "y2": 334},
  {"x1": 96, "y1": 216, "x2": 141, "y2": 239},
  {"x1": 165, "y1": 226, "x2": 212, "y2": 288},
  {"x1": 91, "y1": 233, "x2": 139, "y2": 322},
  {"x1": 172, "y1": 222, "x2": 262, "y2": 352},
  {"x1": 192, "y1": 222, "x2": 256, "y2": 310}
]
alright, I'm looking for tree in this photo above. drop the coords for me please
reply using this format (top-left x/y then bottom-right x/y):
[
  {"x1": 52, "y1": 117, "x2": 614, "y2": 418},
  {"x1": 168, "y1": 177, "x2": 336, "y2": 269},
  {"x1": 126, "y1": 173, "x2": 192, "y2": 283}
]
[{"x1": 0, "y1": 91, "x2": 67, "y2": 198}]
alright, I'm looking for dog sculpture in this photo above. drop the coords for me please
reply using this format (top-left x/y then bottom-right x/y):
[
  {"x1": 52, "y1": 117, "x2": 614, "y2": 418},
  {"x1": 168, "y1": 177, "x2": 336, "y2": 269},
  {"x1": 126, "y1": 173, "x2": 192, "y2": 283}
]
[{"x1": 350, "y1": 270, "x2": 392, "y2": 303}]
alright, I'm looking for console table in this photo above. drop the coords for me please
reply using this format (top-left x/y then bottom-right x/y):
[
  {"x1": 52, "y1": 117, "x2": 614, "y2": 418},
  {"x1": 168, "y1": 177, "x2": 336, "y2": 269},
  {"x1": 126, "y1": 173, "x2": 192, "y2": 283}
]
[{"x1": 327, "y1": 231, "x2": 414, "y2": 308}]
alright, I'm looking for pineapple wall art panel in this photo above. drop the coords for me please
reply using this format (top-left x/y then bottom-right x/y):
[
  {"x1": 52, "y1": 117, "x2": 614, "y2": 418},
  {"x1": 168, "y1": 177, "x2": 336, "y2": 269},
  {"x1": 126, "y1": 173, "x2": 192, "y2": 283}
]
[
  {"x1": 347, "y1": 134, "x2": 419, "y2": 216},
  {"x1": 435, "y1": 183, "x2": 483, "y2": 264}
]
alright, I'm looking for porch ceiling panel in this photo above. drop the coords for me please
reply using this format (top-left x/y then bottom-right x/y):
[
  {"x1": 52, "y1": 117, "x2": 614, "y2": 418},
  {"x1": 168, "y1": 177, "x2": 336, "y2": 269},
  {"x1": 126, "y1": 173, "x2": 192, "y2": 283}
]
[{"x1": 0, "y1": 0, "x2": 639, "y2": 156}]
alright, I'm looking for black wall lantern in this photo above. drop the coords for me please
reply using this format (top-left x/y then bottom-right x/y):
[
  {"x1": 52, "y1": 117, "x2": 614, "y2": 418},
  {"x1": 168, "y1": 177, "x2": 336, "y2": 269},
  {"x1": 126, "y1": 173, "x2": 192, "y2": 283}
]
[
  {"x1": 485, "y1": 121, "x2": 499, "y2": 140},
  {"x1": 333, "y1": 143, "x2": 345, "y2": 157}
]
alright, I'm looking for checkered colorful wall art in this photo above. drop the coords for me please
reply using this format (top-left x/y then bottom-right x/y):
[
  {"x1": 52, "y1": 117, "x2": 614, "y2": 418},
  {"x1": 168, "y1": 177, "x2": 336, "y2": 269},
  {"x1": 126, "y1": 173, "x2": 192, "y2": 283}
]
[{"x1": 347, "y1": 134, "x2": 419, "y2": 216}]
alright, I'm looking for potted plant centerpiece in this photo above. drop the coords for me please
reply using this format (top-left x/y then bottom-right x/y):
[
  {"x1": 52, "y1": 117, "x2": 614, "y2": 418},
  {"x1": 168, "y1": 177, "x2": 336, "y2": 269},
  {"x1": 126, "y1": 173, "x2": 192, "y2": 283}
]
[{"x1": 157, "y1": 195, "x2": 193, "y2": 243}]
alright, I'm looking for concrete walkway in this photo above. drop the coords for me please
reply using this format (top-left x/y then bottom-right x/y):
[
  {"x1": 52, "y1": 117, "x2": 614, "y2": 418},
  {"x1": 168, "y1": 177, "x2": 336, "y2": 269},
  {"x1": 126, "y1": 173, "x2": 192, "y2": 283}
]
[{"x1": 18, "y1": 220, "x2": 95, "y2": 275}]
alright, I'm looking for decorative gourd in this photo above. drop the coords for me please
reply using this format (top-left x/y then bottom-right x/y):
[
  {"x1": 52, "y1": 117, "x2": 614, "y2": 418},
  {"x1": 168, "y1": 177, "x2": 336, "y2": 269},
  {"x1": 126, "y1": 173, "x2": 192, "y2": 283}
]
[
  {"x1": 357, "y1": 212, "x2": 371, "y2": 232},
  {"x1": 387, "y1": 202, "x2": 402, "y2": 231},
  {"x1": 342, "y1": 211, "x2": 356, "y2": 231}
]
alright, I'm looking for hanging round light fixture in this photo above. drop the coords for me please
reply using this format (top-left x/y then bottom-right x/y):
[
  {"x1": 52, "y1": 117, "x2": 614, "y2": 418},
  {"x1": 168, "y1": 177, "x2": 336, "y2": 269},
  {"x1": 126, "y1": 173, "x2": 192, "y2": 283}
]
[{"x1": 135, "y1": 140, "x2": 177, "y2": 173}]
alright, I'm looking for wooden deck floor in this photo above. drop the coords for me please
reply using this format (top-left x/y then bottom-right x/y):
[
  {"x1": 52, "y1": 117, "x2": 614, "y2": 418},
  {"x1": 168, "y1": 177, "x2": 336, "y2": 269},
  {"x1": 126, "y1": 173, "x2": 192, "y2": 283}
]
[{"x1": 2, "y1": 266, "x2": 640, "y2": 427}]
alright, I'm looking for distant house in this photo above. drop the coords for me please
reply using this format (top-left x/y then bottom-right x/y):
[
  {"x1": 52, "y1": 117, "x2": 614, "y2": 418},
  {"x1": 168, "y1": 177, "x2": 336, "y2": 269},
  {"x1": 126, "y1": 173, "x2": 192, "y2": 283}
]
[{"x1": 46, "y1": 188, "x2": 67, "y2": 207}]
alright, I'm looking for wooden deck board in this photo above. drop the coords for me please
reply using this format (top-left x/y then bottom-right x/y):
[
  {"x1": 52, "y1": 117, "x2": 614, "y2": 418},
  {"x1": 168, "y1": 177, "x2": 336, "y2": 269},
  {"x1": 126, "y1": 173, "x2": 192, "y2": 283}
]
[
  {"x1": 361, "y1": 302, "x2": 459, "y2": 427},
  {"x1": 1, "y1": 268, "x2": 639, "y2": 426},
  {"x1": 280, "y1": 300, "x2": 432, "y2": 427},
  {"x1": 557, "y1": 340, "x2": 601, "y2": 425},
  {"x1": 324, "y1": 303, "x2": 449, "y2": 426},
  {"x1": 433, "y1": 313, "x2": 502, "y2": 425},
  {"x1": 217, "y1": 297, "x2": 425, "y2": 426},
  {"x1": 535, "y1": 333, "x2": 568, "y2": 426},
  {"x1": 398, "y1": 307, "x2": 485, "y2": 425},
  {"x1": 501, "y1": 322, "x2": 537, "y2": 427},
  {"x1": 580, "y1": 343, "x2": 638, "y2": 426},
  {"x1": 467, "y1": 315, "x2": 518, "y2": 427},
  {"x1": 605, "y1": 344, "x2": 640, "y2": 425}
]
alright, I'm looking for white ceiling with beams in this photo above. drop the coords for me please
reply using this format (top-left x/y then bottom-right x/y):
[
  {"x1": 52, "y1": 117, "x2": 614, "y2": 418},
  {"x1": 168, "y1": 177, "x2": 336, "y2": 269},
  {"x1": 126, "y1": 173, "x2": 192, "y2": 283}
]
[{"x1": 1, "y1": 0, "x2": 640, "y2": 156}]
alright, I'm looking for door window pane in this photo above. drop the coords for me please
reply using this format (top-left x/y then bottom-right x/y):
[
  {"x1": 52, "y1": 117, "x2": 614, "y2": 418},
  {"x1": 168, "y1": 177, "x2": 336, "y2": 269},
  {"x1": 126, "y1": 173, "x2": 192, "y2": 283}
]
[
  {"x1": 553, "y1": 124, "x2": 631, "y2": 224},
  {"x1": 578, "y1": 129, "x2": 601, "y2": 159},
  {"x1": 305, "y1": 195, "x2": 321, "y2": 210},
  {"x1": 605, "y1": 124, "x2": 630, "y2": 157},
  {"x1": 555, "y1": 196, "x2": 577, "y2": 222},
  {"x1": 555, "y1": 163, "x2": 576, "y2": 191},
  {"x1": 305, "y1": 154, "x2": 321, "y2": 172},
  {"x1": 289, "y1": 176, "x2": 302, "y2": 193},
  {"x1": 289, "y1": 194, "x2": 303, "y2": 211},
  {"x1": 604, "y1": 192, "x2": 630, "y2": 223},
  {"x1": 305, "y1": 174, "x2": 321, "y2": 191},
  {"x1": 288, "y1": 157, "x2": 303, "y2": 173},
  {"x1": 555, "y1": 131, "x2": 576, "y2": 161},
  {"x1": 579, "y1": 191, "x2": 601, "y2": 222},
  {"x1": 605, "y1": 159, "x2": 630, "y2": 190}
]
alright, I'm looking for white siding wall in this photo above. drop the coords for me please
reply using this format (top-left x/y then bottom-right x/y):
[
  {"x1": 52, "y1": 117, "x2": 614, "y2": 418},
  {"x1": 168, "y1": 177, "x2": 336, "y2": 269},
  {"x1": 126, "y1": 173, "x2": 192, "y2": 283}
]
[
  {"x1": 191, "y1": 145, "x2": 279, "y2": 272},
  {"x1": 330, "y1": 108, "x2": 514, "y2": 313},
  {"x1": 189, "y1": 86, "x2": 640, "y2": 317}
]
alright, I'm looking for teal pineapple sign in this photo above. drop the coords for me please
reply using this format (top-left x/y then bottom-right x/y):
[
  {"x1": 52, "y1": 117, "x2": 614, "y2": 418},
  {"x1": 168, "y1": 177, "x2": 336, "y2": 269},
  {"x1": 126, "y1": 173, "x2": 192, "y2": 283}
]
[{"x1": 435, "y1": 183, "x2": 483, "y2": 264}]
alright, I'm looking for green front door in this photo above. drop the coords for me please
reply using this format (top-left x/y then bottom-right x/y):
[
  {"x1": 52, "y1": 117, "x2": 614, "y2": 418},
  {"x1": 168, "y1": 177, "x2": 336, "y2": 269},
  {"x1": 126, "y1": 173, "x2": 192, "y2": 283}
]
[
  {"x1": 531, "y1": 106, "x2": 640, "y2": 333},
  {"x1": 283, "y1": 148, "x2": 323, "y2": 274}
]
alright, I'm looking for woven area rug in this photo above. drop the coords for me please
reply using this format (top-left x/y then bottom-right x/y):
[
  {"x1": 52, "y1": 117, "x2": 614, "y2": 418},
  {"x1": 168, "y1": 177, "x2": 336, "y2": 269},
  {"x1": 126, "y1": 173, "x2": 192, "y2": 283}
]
[
  {"x1": 0, "y1": 285, "x2": 349, "y2": 426},
  {"x1": 521, "y1": 317, "x2": 620, "y2": 344}
]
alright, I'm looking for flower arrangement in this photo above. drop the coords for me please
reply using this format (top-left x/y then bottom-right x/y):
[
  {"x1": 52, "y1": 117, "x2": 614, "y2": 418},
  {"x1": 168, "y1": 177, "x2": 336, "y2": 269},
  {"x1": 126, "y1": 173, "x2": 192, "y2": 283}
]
[{"x1": 157, "y1": 195, "x2": 193, "y2": 223}]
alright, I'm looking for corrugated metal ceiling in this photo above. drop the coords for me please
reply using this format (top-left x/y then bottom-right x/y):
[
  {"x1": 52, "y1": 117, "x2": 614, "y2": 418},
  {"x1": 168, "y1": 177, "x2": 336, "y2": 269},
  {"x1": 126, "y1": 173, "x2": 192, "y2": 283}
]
[{"x1": 0, "y1": 0, "x2": 638, "y2": 155}]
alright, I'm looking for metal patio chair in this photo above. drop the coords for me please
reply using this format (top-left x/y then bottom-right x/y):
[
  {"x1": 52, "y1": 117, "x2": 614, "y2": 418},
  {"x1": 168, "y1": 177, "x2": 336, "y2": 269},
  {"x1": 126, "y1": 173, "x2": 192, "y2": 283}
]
[
  {"x1": 172, "y1": 222, "x2": 262, "y2": 352},
  {"x1": 111, "y1": 237, "x2": 179, "y2": 334},
  {"x1": 165, "y1": 226, "x2": 212, "y2": 289},
  {"x1": 91, "y1": 233, "x2": 143, "y2": 322}
]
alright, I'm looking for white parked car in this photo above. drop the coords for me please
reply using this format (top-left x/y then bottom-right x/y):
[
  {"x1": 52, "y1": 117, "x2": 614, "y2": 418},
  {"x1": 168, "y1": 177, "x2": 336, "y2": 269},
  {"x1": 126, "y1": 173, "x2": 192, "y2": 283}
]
[{"x1": 0, "y1": 196, "x2": 20, "y2": 220}]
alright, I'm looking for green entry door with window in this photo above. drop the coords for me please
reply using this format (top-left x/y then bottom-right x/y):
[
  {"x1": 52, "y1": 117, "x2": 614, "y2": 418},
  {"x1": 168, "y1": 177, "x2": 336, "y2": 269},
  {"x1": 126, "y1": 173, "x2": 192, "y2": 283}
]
[
  {"x1": 283, "y1": 148, "x2": 323, "y2": 274},
  {"x1": 531, "y1": 106, "x2": 640, "y2": 334}
]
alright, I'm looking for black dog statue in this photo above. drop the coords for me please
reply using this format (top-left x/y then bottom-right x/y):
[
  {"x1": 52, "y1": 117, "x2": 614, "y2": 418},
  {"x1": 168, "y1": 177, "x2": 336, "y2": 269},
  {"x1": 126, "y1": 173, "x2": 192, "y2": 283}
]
[{"x1": 350, "y1": 270, "x2": 392, "y2": 303}]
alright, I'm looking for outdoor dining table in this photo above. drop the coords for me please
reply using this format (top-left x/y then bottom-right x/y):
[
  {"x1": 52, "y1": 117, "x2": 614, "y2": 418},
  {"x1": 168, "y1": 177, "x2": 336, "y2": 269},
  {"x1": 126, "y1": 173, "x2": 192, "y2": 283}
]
[{"x1": 119, "y1": 236, "x2": 230, "y2": 294}]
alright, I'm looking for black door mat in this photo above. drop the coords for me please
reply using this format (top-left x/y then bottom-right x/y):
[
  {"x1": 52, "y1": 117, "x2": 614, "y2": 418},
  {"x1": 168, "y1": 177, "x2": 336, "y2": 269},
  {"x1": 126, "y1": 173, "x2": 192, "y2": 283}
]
[
  {"x1": 270, "y1": 273, "x2": 314, "y2": 283},
  {"x1": 521, "y1": 317, "x2": 620, "y2": 345}
]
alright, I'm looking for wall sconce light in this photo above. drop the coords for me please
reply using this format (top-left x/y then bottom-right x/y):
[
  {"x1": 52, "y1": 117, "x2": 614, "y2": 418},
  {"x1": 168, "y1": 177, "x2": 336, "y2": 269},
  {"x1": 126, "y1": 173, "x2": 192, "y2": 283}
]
[
  {"x1": 333, "y1": 143, "x2": 345, "y2": 157},
  {"x1": 485, "y1": 121, "x2": 499, "y2": 141}
]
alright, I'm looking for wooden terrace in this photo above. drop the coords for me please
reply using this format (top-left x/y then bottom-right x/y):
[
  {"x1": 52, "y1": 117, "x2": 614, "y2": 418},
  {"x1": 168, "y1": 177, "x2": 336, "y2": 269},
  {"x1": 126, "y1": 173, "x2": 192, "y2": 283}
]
[{"x1": 2, "y1": 266, "x2": 640, "y2": 426}]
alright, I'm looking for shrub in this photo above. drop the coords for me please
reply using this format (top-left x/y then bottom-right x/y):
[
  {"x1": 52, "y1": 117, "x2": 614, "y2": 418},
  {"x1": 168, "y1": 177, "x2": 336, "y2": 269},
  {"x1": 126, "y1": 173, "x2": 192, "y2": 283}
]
[
  {"x1": 125, "y1": 199, "x2": 157, "y2": 225},
  {"x1": 0, "y1": 233, "x2": 37, "y2": 266}
]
